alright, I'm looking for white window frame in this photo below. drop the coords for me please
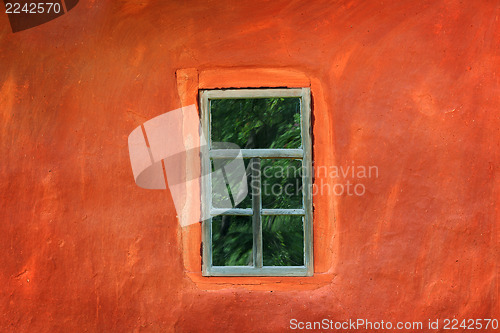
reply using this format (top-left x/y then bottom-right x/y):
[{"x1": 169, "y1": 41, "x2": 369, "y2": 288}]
[{"x1": 200, "y1": 88, "x2": 313, "y2": 276}]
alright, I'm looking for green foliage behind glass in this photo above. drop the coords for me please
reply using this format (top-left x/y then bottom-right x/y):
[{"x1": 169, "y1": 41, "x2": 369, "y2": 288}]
[
  {"x1": 210, "y1": 97, "x2": 301, "y2": 149},
  {"x1": 210, "y1": 97, "x2": 305, "y2": 267}
]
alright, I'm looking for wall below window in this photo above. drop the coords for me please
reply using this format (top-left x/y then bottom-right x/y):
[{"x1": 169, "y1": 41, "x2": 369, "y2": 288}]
[{"x1": 0, "y1": 0, "x2": 498, "y2": 331}]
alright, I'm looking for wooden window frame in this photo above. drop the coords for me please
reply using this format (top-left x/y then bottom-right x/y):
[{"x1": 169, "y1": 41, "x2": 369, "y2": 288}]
[{"x1": 200, "y1": 88, "x2": 313, "y2": 277}]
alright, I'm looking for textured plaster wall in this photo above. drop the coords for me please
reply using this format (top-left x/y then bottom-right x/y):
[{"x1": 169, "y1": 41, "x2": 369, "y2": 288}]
[{"x1": 0, "y1": 0, "x2": 498, "y2": 332}]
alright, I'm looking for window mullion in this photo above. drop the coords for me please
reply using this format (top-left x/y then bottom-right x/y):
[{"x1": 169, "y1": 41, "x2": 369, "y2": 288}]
[{"x1": 251, "y1": 157, "x2": 263, "y2": 268}]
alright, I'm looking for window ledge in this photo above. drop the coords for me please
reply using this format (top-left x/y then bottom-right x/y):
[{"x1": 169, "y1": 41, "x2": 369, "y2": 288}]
[{"x1": 185, "y1": 271, "x2": 333, "y2": 291}]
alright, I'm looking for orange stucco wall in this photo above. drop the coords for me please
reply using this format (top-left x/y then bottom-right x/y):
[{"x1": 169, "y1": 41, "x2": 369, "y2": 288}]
[{"x1": 0, "y1": 1, "x2": 499, "y2": 332}]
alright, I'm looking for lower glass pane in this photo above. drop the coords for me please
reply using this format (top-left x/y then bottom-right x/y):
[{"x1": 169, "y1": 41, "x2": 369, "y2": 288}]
[
  {"x1": 212, "y1": 215, "x2": 253, "y2": 266},
  {"x1": 263, "y1": 215, "x2": 304, "y2": 266}
]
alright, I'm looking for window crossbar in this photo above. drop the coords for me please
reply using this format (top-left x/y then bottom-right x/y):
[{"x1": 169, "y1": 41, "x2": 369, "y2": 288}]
[
  {"x1": 209, "y1": 149, "x2": 303, "y2": 159},
  {"x1": 210, "y1": 208, "x2": 306, "y2": 216}
]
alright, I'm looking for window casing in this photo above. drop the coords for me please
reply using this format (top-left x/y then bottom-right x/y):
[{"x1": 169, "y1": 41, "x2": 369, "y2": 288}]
[{"x1": 200, "y1": 88, "x2": 313, "y2": 276}]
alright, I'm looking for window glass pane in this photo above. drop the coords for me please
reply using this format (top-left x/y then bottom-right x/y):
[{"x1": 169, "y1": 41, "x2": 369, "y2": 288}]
[
  {"x1": 212, "y1": 215, "x2": 253, "y2": 266},
  {"x1": 262, "y1": 159, "x2": 303, "y2": 209},
  {"x1": 263, "y1": 215, "x2": 304, "y2": 266},
  {"x1": 211, "y1": 158, "x2": 252, "y2": 209},
  {"x1": 210, "y1": 97, "x2": 301, "y2": 149}
]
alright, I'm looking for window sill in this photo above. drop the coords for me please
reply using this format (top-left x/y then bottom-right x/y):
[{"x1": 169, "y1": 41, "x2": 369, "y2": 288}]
[{"x1": 185, "y1": 271, "x2": 333, "y2": 291}]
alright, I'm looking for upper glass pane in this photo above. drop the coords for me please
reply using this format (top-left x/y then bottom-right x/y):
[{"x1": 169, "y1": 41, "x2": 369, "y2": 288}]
[{"x1": 210, "y1": 97, "x2": 301, "y2": 149}]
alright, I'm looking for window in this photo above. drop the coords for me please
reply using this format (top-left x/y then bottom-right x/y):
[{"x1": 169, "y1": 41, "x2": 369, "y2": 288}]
[{"x1": 200, "y1": 88, "x2": 313, "y2": 276}]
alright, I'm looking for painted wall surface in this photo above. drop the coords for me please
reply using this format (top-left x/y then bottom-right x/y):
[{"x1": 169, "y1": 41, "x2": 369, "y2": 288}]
[{"x1": 0, "y1": 0, "x2": 499, "y2": 332}]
